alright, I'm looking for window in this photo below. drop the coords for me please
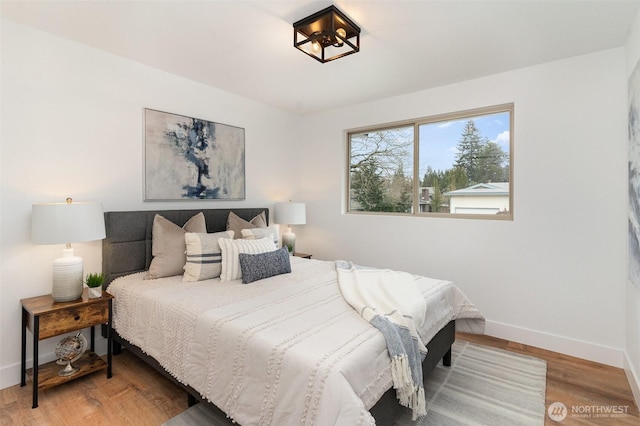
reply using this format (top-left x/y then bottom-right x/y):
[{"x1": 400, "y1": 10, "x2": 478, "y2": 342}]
[{"x1": 347, "y1": 104, "x2": 513, "y2": 219}]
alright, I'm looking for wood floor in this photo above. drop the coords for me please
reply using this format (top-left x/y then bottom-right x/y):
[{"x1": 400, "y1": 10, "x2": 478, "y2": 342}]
[
  {"x1": 2, "y1": 333, "x2": 638, "y2": 425},
  {"x1": 458, "y1": 333, "x2": 640, "y2": 425}
]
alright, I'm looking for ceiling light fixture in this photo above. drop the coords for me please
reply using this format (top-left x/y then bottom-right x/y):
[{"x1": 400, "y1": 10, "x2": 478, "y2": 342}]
[{"x1": 293, "y1": 5, "x2": 360, "y2": 63}]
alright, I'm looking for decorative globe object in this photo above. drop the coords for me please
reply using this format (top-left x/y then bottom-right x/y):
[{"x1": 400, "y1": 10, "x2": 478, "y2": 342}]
[{"x1": 54, "y1": 331, "x2": 87, "y2": 376}]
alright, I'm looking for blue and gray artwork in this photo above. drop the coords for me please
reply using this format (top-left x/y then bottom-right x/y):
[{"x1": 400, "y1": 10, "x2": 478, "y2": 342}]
[
  {"x1": 144, "y1": 109, "x2": 245, "y2": 200},
  {"x1": 629, "y1": 61, "x2": 640, "y2": 289}
]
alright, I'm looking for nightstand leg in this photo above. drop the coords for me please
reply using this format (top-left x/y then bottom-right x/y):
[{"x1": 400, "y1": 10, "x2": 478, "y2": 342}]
[
  {"x1": 90, "y1": 326, "x2": 95, "y2": 352},
  {"x1": 21, "y1": 307, "x2": 27, "y2": 387},
  {"x1": 32, "y1": 316, "x2": 39, "y2": 409},
  {"x1": 107, "y1": 298, "x2": 112, "y2": 378}
]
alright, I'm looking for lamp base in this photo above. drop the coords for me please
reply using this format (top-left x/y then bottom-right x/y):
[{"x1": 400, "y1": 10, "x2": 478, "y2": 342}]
[
  {"x1": 52, "y1": 248, "x2": 84, "y2": 302},
  {"x1": 282, "y1": 228, "x2": 296, "y2": 255}
]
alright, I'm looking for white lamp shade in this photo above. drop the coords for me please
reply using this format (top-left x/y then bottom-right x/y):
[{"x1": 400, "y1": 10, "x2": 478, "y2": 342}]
[
  {"x1": 274, "y1": 202, "x2": 306, "y2": 225},
  {"x1": 32, "y1": 201, "x2": 106, "y2": 245}
]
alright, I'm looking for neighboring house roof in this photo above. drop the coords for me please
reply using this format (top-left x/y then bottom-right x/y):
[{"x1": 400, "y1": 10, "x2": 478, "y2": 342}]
[{"x1": 443, "y1": 182, "x2": 509, "y2": 196}]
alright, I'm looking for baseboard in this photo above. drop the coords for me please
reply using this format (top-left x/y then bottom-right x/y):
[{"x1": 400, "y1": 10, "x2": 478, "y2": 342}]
[
  {"x1": 484, "y1": 320, "x2": 624, "y2": 368},
  {"x1": 0, "y1": 351, "x2": 57, "y2": 390},
  {"x1": 624, "y1": 351, "x2": 640, "y2": 410},
  {"x1": 1, "y1": 361, "x2": 22, "y2": 390}
]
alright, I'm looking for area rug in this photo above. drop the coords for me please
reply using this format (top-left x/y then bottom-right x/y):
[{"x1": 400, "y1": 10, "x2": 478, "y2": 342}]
[
  {"x1": 162, "y1": 340, "x2": 547, "y2": 426},
  {"x1": 394, "y1": 340, "x2": 547, "y2": 425}
]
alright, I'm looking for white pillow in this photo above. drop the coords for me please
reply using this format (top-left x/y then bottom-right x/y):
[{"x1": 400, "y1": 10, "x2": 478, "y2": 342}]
[
  {"x1": 218, "y1": 237, "x2": 277, "y2": 282},
  {"x1": 183, "y1": 231, "x2": 234, "y2": 282},
  {"x1": 241, "y1": 226, "x2": 279, "y2": 246}
]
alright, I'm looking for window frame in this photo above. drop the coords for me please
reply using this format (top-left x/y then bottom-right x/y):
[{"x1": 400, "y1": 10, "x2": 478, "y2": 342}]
[{"x1": 346, "y1": 103, "x2": 514, "y2": 220}]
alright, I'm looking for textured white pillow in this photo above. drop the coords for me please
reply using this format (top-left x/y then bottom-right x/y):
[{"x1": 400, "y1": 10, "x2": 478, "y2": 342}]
[
  {"x1": 183, "y1": 231, "x2": 234, "y2": 282},
  {"x1": 218, "y1": 237, "x2": 277, "y2": 282},
  {"x1": 240, "y1": 226, "x2": 279, "y2": 246}
]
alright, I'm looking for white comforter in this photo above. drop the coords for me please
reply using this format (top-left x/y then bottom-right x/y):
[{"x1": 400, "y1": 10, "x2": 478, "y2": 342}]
[{"x1": 108, "y1": 257, "x2": 484, "y2": 426}]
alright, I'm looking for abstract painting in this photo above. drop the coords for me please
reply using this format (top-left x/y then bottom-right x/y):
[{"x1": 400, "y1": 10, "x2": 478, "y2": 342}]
[
  {"x1": 144, "y1": 109, "x2": 245, "y2": 200},
  {"x1": 629, "y1": 59, "x2": 640, "y2": 289}
]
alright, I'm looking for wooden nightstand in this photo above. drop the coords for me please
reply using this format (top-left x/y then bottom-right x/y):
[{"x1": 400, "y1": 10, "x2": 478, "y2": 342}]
[
  {"x1": 294, "y1": 252, "x2": 312, "y2": 259},
  {"x1": 20, "y1": 288, "x2": 113, "y2": 408}
]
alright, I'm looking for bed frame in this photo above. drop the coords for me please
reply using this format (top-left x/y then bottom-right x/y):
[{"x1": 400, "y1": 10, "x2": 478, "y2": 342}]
[{"x1": 101, "y1": 208, "x2": 454, "y2": 425}]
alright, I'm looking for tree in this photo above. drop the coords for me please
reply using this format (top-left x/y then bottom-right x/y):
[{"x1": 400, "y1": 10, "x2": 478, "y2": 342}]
[
  {"x1": 386, "y1": 165, "x2": 413, "y2": 212},
  {"x1": 454, "y1": 120, "x2": 485, "y2": 184},
  {"x1": 350, "y1": 157, "x2": 385, "y2": 211},
  {"x1": 430, "y1": 178, "x2": 444, "y2": 213},
  {"x1": 444, "y1": 166, "x2": 469, "y2": 191},
  {"x1": 350, "y1": 128, "x2": 413, "y2": 178},
  {"x1": 349, "y1": 127, "x2": 414, "y2": 212},
  {"x1": 454, "y1": 120, "x2": 507, "y2": 184},
  {"x1": 476, "y1": 141, "x2": 508, "y2": 183},
  {"x1": 421, "y1": 166, "x2": 439, "y2": 187}
]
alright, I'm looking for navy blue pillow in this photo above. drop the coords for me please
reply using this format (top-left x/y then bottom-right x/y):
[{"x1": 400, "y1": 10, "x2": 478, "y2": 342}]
[{"x1": 238, "y1": 247, "x2": 291, "y2": 284}]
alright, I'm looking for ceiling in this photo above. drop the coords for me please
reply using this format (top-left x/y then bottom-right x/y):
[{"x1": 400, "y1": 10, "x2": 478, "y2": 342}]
[{"x1": 2, "y1": 0, "x2": 639, "y2": 115}]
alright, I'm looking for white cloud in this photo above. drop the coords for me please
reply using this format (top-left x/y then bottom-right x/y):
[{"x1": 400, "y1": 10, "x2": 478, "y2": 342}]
[
  {"x1": 437, "y1": 119, "x2": 462, "y2": 129},
  {"x1": 493, "y1": 130, "x2": 510, "y2": 146}
]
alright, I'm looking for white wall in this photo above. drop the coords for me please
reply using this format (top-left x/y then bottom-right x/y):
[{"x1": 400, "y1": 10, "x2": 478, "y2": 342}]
[
  {"x1": 625, "y1": 8, "x2": 640, "y2": 410},
  {"x1": 297, "y1": 48, "x2": 628, "y2": 367},
  {"x1": 0, "y1": 20, "x2": 300, "y2": 389}
]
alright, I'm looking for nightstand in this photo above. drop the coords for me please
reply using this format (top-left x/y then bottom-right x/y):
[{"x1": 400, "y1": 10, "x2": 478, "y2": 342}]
[
  {"x1": 294, "y1": 252, "x2": 312, "y2": 259},
  {"x1": 20, "y1": 288, "x2": 113, "y2": 408}
]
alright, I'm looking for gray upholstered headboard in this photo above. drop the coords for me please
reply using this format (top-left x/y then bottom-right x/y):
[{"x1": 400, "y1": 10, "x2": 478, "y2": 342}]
[{"x1": 102, "y1": 208, "x2": 269, "y2": 287}]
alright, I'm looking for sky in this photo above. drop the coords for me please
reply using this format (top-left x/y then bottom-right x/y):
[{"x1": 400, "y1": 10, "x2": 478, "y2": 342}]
[{"x1": 418, "y1": 111, "x2": 510, "y2": 177}]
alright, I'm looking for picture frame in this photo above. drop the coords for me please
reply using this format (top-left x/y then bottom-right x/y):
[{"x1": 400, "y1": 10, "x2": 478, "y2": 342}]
[
  {"x1": 629, "y1": 61, "x2": 640, "y2": 290},
  {"x1": 144, "y1": 108, "x2": 245, "y2": 201}
]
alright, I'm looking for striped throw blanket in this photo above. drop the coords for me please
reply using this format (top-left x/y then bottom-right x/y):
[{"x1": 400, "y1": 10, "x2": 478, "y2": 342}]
[{"x1": 336, "y1": 261, "x2": 428, "y2": 420}]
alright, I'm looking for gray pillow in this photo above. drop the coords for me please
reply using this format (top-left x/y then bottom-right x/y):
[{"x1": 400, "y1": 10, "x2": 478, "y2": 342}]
[
  {"x1": 227, "y1": 211, "x2": 267, "y2": 239},
  {"x1": 238, "y1": 247, "x2": 291, "y2": 284},
  {"x1": 218, "y1": 237, "x2": 277, "y2": 282},
  {"x1": 146, "y1": 212, "x2": 207, "y2": 279}
]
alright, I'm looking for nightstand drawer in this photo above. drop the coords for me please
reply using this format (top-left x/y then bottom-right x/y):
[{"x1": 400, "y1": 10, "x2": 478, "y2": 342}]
[{"x1": 37, "y1": 303, "x2": 108, "y2": 339}]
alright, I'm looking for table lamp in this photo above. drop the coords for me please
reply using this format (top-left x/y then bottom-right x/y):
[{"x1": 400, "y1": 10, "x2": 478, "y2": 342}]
[
  {"x1": 274, "y1": 201, "x2": 306, "y2": 254},
  {"x1": 31, "y1": 198, "x2": 106, "y2": 302}
]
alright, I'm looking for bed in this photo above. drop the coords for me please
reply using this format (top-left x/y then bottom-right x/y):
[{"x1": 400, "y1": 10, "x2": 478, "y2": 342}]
[{"x1": 101, "y1": 208, "x2": 484, "y2": 425}]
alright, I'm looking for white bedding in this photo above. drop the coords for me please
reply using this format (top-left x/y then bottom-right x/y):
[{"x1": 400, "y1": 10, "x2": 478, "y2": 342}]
[{"x1": 108, "y1": 257, "x2": 484, "y2": 425}]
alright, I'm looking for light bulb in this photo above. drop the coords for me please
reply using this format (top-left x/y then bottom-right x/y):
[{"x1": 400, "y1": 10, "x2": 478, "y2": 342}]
[
  {"x1": 311, "y1": 40, "x2": 321, "y2": 54},
  {"x1": 335, "y1": 28, "x2": 346, "y2": 47}
]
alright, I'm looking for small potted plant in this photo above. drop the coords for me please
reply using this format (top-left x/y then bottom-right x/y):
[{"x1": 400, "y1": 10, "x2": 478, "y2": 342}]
[{"x1": 84, "y1": 272, "x2": 104, "y2": 299}]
